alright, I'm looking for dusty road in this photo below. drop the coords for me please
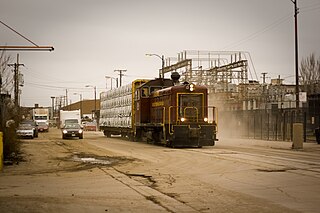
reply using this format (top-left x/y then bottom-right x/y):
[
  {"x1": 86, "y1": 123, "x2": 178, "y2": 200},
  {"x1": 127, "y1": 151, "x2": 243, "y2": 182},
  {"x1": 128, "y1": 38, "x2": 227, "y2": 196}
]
[{"x1": 0, "y1": 128, "x2": 320, "y2": 212}]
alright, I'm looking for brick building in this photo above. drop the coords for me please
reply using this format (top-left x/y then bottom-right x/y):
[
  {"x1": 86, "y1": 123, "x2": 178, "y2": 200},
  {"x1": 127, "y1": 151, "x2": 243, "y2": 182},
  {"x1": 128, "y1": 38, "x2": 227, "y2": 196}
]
[{"x1": 60, "y1": 99, "x2": 100, "y2": 120}]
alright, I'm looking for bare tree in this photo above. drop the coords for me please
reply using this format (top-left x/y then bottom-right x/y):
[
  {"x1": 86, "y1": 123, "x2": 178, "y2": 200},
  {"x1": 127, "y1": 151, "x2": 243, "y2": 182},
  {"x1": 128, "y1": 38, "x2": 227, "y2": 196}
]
[
  {"x1": 0, "y1": 50, "x2": 13, "y2": 94},
  {"x1": 299, "y1": 53, "x2": 320, "y2": 94},
  {"x1": 1, "y1": 51, "x2": 20, "y2": 160}
]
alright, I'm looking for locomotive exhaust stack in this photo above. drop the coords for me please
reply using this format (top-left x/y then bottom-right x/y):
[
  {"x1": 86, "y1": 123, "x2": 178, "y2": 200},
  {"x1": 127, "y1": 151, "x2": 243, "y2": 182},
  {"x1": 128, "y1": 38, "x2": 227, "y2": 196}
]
[{"x1": 171, "y1": 71, "x2": 181, "y2": 85}]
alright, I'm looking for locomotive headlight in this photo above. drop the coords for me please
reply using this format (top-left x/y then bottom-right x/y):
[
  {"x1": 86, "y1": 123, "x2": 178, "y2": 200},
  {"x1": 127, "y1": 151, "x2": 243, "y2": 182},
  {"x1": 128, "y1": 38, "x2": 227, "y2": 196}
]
[
  {"x1": 189, "y1": 84, "x2": 195, "y2": 91},
  {"x1": 204, "y1": 117, "x2": 208, "y2": 122},
  {"x1": 180, "y1": 117, "x2": 185, "y2": 122}
]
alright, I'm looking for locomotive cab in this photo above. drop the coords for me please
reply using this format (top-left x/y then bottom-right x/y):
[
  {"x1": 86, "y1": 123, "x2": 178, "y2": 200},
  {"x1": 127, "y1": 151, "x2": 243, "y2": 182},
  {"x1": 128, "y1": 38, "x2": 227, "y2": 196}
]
[
  {"x1": 165, "y1": 83, "x2": 217, "y2": 147},
  {"x1": 134, "y1": 78, "x2": 174, "y2": 130}
]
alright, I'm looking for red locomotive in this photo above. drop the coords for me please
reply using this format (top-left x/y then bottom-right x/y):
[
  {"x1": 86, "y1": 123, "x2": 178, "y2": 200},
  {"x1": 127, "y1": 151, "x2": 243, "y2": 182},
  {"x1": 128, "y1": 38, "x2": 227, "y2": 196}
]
[{"x1": 99, "y1": 72, "x2": 217, "y2": 147}]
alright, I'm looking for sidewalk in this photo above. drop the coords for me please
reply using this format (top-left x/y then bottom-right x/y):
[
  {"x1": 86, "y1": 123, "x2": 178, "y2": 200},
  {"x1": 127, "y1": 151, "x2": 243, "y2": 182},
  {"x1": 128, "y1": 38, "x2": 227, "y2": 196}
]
[{"x1": 218, "y1": 136, "x2": 320, "y2": 154}]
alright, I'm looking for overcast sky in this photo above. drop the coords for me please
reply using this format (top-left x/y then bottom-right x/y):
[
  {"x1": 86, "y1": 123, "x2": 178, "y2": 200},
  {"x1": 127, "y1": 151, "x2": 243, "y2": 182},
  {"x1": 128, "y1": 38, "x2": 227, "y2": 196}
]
[{"x1": 1, "y1": 0, "x2": 320, "y2": 107}]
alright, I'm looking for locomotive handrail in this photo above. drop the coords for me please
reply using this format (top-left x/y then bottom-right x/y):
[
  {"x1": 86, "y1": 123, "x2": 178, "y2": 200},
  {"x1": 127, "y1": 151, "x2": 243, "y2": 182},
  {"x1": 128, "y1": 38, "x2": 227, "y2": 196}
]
[
  {"x1": 183, "y1": 107, "x2": 199, "y2": 122},
  {"x1": 162, "y1": 107, "x2": 167, "y2": 142},
  {"x1": 168, "y1": 106, "x2": 174, "y2": 135}
]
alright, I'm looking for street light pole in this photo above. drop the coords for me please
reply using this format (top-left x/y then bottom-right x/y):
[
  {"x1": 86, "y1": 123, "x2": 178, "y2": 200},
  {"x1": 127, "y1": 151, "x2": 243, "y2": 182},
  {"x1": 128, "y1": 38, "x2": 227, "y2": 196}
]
[
  {"x1": 73, "y1": 93, "x2": 83, "y2": 118},
  {"x1": 146, "y1": 53, "x2": 165, "y2": 78},
  {"x1": 85, "y1": 85, "x2": 97, "y2": 120}
]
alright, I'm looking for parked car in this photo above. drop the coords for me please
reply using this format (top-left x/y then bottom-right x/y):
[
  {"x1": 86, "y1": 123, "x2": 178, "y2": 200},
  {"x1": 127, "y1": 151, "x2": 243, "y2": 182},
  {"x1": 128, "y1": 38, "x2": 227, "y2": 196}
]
[
  {"x1": 84, "y1": 122, "x2": 97, "y2": 131},
  {"x1": 20, "y1": 120, "x2": 38, "y2": 138},
  {"x1": 62, "y1": 123, "x2": 83, "y2": 139},
  {"x1": 37, "y1": 121, "x2": 49, "y2": 132},
  {"x1": 16, "y1": 123, "x2": 35, "y2": 139}
]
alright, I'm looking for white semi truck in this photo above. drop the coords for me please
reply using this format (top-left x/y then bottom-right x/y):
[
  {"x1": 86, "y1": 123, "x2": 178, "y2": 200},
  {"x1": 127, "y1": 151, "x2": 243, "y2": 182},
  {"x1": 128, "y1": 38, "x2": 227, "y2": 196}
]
[{"x1": 32, "y1": 108, "x2": 49, "y2": 132}]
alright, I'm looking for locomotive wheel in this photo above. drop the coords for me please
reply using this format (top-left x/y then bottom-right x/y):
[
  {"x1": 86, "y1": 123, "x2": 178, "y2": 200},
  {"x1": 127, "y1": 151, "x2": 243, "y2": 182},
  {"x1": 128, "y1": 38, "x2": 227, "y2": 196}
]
[
  {"x1": 152, "y1": 131, "x2": 162, "y2": 143},
  {"x1": 128, "y1": 133, "x2": 135, "y2": 142},
  {"x1": 133, "y1": 130, "x2": 142, "y2": 142},
  {"x1": 104, "y1": 130, "x2": 111, "y2": 137}
]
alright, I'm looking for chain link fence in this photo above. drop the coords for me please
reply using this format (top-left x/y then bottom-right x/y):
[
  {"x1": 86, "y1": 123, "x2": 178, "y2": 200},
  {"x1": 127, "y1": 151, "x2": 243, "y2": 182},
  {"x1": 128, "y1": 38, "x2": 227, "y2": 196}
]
[{"x1": 219, "y1": 107, "x2": 320, "y2": 142}]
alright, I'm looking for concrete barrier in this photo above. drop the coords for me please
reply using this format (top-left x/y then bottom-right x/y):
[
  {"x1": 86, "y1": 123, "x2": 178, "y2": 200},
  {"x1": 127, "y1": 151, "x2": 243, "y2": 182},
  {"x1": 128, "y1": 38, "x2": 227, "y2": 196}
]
[
  {"x1": 0, "y1": 132, "x2": 3, "y2": 171},
  {"x1": 292, "y1": 123, "x2": 303, "y2": 149}
]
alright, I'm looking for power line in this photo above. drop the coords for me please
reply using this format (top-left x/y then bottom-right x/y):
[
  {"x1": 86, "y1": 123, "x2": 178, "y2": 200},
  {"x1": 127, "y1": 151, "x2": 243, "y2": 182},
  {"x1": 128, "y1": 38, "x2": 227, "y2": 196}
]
[
  {"x1": 25, "y1": 81, "x2": 105, "y2": 91},
  {"x1": 300, "y1": 2, "x2": 320, "y2": 11},
  {"x1": 300, "y1": 5, "x2": 320, "y2": 13},
  {"x1": 222, "y1": 13, "x2": 292, "y2": 50},
  {"x1": 25, "y1": 82, "x2": 86, "y2": 90}
]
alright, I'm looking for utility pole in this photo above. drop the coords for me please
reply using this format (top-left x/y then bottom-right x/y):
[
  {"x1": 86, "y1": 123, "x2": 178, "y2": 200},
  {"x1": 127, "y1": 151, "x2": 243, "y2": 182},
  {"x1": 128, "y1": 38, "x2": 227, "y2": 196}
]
[
  {"x1": 114, "y1": 70, "x2": 127, "y2": 87},
  {"x1": 65, "y1": 89, "x2": 68, "y2": 109},
  {"x1": 261, "y1": 72, "x2": 268, "y2": 84},
  {"x1": 290, "y1": 0, "x2": 303, "y2": 149},
  {"x1": 50, "y1": 96, "x2": 55, "y2": 120},
  {"x1": 290, "y1": 0, "x2": 299, "y2": 109},
  {"x1": 261, "y1": 72, "x2": 268, "y2": 108},
  {"x1": 8, "y1": 54, "x2": 24, "y2": 108}
]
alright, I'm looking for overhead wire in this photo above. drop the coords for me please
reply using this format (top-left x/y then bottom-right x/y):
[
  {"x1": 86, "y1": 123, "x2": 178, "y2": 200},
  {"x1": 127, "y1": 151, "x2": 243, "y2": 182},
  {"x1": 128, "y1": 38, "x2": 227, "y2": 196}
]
[
  {"x1": 222, "y1": 13, "x2": 292, "y2": 50},
  {"x1": 23, "y1": 65, "x2": 89, "y2": 84},
  {"x1": 25, "y1": 81, "x2": 88, "y2": 90},
  {"x1": 24, "y1": 81, "x2": 105, "y2": 92},
  {"x1": 300, "y1": 1, "x2": 320, "y2": 12}
]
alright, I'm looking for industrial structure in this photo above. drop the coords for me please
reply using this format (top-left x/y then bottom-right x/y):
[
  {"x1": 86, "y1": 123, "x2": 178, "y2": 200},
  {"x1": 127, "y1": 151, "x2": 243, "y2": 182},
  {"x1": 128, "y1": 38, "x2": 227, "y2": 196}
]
[
  {"x1": 160, "y1": 50, "x2": 257, "y2": 110},
  {"x1": 159, "y1": 50, "x2": 319, "y2": 142}
]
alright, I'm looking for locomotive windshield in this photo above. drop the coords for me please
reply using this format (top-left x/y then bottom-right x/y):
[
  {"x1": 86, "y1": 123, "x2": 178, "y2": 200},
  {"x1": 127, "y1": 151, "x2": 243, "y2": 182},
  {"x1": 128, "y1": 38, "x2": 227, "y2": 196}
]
[{"x1": 178, "y1": 94, "x2": 203, "y2": 121}]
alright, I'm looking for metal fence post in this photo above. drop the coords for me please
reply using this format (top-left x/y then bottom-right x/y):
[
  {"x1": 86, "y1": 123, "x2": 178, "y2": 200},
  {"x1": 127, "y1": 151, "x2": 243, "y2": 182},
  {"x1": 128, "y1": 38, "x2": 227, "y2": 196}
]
[
  {"x1": 0, "y1": 132, "x2": 3, "y2": 171},
  {"x1": 261, "y1": 112, "x2": 263, "y2": 140},
  {"x1": 304, "y1": 111, "x2": 307, "y2": 142},
  {"x1": 267, "y1": 112, "x2": 270, "y2": 140},
  {"x1": 253, "y1": 111, "x2": 256, "y2": 139},
  {"x1": 275, "y1": 112, "x2": 278, "y2": 141}
]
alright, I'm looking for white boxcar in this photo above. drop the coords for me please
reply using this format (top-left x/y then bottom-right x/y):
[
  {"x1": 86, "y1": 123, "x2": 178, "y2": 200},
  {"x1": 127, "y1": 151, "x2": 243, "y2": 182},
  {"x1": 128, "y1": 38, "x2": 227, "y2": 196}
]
[{"x1": 99, "y1": 80, "x2": 148, "y2": 137}]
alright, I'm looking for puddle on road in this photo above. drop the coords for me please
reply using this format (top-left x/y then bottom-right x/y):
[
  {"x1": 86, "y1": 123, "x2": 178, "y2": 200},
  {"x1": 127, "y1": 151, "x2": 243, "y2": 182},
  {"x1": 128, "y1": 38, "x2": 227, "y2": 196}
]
[
  {"x1": 70, "y1": 153, "x2": 133, "y2": 168},
  {"x1": 72, "y1": 156, "x2": 112, "y2": 165}
]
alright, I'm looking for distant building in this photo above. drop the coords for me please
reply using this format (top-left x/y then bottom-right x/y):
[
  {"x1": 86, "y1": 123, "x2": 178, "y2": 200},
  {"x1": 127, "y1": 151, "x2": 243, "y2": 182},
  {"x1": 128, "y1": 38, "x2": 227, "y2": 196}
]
[{"x1": 61, "y1": 99, "x2": 100, "y2": 120}]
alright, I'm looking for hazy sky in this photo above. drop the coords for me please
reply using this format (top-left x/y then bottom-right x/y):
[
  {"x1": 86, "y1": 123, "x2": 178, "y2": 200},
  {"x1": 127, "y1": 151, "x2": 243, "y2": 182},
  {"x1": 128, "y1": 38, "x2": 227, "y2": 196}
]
[{"x1": 1, "y1": 0, "x2": 320, "y2": 107}]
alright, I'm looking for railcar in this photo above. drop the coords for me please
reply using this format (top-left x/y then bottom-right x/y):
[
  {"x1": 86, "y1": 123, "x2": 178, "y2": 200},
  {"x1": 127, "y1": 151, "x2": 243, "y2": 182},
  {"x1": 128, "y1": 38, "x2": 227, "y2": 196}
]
[{"x1": 99, "y1": 73, "x2": 217, "y2": 147}]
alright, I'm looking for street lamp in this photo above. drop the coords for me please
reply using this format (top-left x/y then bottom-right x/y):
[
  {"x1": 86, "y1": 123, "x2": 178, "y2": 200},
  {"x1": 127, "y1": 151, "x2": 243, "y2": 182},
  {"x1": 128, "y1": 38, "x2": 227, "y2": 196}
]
[
  {"x1": 73, "y1": 93, "x2": 83, "y2": 118},
  {"x1": 146, "y1": 53, "x2": 165, "y2": 78},
  {"x1": 85, "y1": 85, "x2": 96, "y2": 120}
]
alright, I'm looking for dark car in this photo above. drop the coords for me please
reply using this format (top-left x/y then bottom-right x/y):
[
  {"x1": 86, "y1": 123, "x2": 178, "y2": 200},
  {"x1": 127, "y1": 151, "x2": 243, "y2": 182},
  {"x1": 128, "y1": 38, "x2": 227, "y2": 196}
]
[
  {"x1": 20, "y1": 120, "x2": 38, "y2": 138},
  {"x1": 62, "y1": 123, "x2": 83, "y2": 139}
]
